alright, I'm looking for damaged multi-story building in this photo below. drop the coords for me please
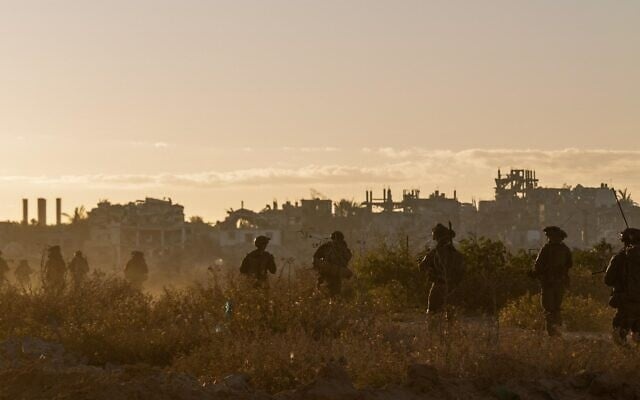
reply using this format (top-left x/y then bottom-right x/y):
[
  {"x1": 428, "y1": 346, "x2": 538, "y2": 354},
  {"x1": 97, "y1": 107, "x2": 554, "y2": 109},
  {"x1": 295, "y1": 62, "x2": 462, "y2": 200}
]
[
  {"x1": 0, "y1": 197, "x2": 216, "y2": 271},
  {"x1": 476, "y1": 169, "x2": 637, "y2": 249},
  {"x1": 1, "y1": 169, "x2": 638, "y2": 271},
  {"x1": 215, "y1": 169, "x2": 639, "y2": 260},
  {"x1": 83, "y1": 198, "x2": 188, "y2": 269}
]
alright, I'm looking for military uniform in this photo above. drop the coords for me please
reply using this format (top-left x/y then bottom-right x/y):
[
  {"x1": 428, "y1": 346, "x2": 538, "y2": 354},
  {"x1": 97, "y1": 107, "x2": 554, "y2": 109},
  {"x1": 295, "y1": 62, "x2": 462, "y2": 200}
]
[
  {"x1": 14, "y1": 260, "x2": 33, "y2": 287},
  {"x1": 68, "y1": 251, "x2": 90, "y2": 287},
  {"x1": 43, "y1": 246, "x2": 67, "y2": 293},
  {"x1": 240, "y1": 236, "x2": 277, "y2": 286},
  {"x1": 532, "y1": 226, "x2": 572, "y2": 336},
  {"x1": 605, "y1": 228, "x2": 640, "y2": 344},
  {"x1": 125, "y1": 251, "x2": 149, "y2": 290},
  {"x1": 313, "y1": 231, "x2": 353, "y2": 296},
  {"x1": 0, "y1": 252, "x2": 9, "y2": 284},
  {"x1": 420, "y1": 223, "x2": 464, "y2": 315}
]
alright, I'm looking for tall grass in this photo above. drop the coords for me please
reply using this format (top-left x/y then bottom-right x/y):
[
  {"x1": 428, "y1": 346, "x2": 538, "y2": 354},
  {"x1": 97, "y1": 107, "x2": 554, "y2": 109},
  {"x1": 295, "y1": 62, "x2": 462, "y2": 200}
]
[{"x1": 0, "y1": 238, "x2": 636, "y2": 393}]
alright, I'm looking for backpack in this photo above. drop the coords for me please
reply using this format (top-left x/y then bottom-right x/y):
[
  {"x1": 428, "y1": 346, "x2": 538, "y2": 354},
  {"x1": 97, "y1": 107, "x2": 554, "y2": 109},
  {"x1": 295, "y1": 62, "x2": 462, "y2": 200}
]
[
  {"x1": 624, "y1": 246, "x2": 640, "y2": 303},
  {"x1": 314, "y1": 258, "x2": 340, "y2": 277},
  {"x1": 313, "y1": 242, "x2": 353, "y2": 279},
  {"x1": 437, "y1": 245, "x2": 465, "y2": 288}
]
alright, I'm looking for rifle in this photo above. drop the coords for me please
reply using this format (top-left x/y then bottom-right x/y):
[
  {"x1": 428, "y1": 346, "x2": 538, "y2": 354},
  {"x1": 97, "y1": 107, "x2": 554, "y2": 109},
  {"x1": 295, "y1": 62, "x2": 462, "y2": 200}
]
[
  {"x1": 612, "y1": 188, "x2": 630, "y2": 229},
  {"x1": 592, "y1": 189, "x2": 629, "y2": 276},
  {"x1": 448, "y1": 220, "x2": 454, "y2": 245}
]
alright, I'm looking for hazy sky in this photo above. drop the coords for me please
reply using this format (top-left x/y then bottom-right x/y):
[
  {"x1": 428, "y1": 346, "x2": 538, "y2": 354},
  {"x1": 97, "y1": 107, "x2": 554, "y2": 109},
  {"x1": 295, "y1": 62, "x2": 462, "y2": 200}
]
[{"x1": 0, "y1": 1, "x2": 638, "y2": 222}]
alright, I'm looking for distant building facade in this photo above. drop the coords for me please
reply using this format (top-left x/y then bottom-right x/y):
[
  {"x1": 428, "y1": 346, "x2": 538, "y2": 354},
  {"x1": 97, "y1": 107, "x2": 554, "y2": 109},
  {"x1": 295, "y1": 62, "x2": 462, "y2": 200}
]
[
  {"x1": 84, "y1": 198, "x2": 188, "y2": 268},
  {"x1": 1, "y1": 170, "x2": 639, "y2": 273}
]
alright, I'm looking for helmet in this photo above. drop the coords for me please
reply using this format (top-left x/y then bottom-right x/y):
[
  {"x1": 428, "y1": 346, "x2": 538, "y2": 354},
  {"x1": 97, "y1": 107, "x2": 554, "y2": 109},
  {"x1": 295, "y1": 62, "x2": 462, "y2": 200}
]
[
  {"x1": 432, "y1": 223, "x2": 455, "y2": 241},
  {"x1": 621, "y1": 228, "x2": 640, "y2": 244},
  {"x1": 48, "y1": 245, "x2": 61, "y2": 254},
  {"x1": 254, "y1": 235, "x2": 271, "y2": 247},
  {"x1": 331, "y1": 231, "x2": 345, "y2": 241},
  {"x1": 543, "y1": 226, "x2": 567, "y2": 240}
]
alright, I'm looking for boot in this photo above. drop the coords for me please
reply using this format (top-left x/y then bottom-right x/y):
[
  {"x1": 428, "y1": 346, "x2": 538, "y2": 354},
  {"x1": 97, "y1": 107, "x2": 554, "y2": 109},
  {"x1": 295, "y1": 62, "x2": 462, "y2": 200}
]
[
  {"x1": 612, "y1": 327, "x2": 628, "y2": 346},
  {"x1": 426, "y1": 312, "x2": 444, "y2": 334},
  {"x1": 546, "y1": 320, "x2": 561, "y2": 337}
]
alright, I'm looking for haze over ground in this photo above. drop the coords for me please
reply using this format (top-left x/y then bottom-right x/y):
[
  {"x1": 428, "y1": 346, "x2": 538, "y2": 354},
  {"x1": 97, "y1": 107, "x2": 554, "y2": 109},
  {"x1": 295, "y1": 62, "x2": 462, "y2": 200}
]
[{"x1": 1, "y1": 1, "x2": 638, "y2": 222}]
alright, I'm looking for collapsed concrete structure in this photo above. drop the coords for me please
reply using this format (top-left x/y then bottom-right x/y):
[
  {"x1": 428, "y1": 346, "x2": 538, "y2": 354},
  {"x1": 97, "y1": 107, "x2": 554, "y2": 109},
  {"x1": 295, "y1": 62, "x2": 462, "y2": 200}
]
[
  {"x1": 83, "y1": 198, "x2": 188, "y2": 268},
  {"x1": 0, "y1": 169, "x2": 638, "y2": 270},
  {"x1": 0, "y1": 197, "x2": 215, "y2": 271},
  {"x1": 216, "y1": 169, "x2": 639, "y2": 260},
  {"x1": 476, "y1": 169, "x2": 637, "y2": 248}
]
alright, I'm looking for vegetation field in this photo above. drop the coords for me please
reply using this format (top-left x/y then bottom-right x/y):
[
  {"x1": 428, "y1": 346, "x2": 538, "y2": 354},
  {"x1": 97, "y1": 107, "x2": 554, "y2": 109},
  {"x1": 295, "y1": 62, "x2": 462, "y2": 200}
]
[{"x1": 1, "y1": 238, "x2": 639, "y2": 399}]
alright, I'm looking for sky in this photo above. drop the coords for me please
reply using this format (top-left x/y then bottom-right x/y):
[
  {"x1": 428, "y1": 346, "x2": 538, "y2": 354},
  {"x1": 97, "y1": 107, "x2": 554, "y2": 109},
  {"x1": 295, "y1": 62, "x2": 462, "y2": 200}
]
[{"x1": 0, "y1": 1, "x2": 638, "y2": 222}]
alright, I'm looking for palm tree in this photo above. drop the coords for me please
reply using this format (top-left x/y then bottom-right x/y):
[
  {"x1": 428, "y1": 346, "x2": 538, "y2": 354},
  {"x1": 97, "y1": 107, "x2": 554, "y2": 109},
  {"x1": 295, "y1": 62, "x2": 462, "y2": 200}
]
[
  {"x1": 618, "y1": 188, "x2": 635, "y2": 206},
  {"x1": 63, "y1": 206, "x2": 87, "y2": 225},
  {"x1": 334, "y1": 199, "x2": 359, "y2": 218}
]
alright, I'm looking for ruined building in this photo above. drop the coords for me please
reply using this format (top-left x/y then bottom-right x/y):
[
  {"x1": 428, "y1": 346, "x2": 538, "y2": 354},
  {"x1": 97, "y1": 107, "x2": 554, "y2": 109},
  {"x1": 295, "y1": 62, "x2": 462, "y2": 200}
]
[
  {"x1": 477, "y1": 169, "x2": 636, "y2": 248},
  {"x1": 214, "y1": 169, "x2": 639, "y2": 259},
  {"x1": 84, "y1": 198, "x2": 188, "y2": 268},
  {"x1": 1, "y1": 170, "x2": 638, "y2": 271},
  {"x1": 0, "y1": 197, "x2": 215, "y2": 271}
]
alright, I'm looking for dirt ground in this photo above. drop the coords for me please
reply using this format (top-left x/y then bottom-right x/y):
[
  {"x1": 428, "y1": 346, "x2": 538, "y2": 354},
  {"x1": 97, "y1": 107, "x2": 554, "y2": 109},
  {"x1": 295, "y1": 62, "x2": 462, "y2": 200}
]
[{"x1": 2, "y1": 336, "x2": 640, "y2": 400}]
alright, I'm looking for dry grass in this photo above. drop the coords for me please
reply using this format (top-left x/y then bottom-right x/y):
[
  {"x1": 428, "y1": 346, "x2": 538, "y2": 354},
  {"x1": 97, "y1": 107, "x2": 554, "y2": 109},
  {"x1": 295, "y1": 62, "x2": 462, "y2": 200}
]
[
  {"x1": 499, "y1": 292, "x2": 615, "y2": 333},
  {"x1": 0, "y1": 264, "x2": 638, "y2": 394}
]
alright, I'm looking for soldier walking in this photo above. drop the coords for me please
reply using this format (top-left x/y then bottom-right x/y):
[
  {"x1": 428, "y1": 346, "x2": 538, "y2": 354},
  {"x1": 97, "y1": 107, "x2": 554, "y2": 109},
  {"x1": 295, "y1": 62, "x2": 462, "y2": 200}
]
[
  {"x1": 43, "y1": 246, "x2": 67, "y2": 294},
  {"x1": 14, "y1": 260, "x2": 34, "y2": 288},
  {"x1": 419, "y1": 223, "x2": 465, "y2": 319},
  {"x1": 605, "y1": 228, "x2": 640, "y2": 345},
  {"x1": 68, "y1": 250, "x2": 90, "y2": 287},
  {"x1": 240, "y1": 235, "x2": 276, "y2": 287},
  {"x1": 313, "y1": 231, "x2": 353, "y2": 297},
  {"x1": 530, "y1": 226, "x2": 572, "y2": 336},
  {"x1": 124, "y1": 251, "x2": 149, "y2": 290}
]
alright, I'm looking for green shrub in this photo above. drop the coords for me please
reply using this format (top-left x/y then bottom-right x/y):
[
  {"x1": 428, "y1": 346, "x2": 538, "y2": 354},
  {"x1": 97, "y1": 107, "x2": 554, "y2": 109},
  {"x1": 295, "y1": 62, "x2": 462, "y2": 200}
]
[
  {"x1": 568, "y1": 265, "x2": 611, "y2": 303},
  {"x1": 353, "y1": 239, "x2": 427, "y2": 307},
  {"x1": 572, "y1": 239, "x2": 615, "y2": 273},
  {"x1": 454, "y1": 238, "x2": 537, "y2": 313}
]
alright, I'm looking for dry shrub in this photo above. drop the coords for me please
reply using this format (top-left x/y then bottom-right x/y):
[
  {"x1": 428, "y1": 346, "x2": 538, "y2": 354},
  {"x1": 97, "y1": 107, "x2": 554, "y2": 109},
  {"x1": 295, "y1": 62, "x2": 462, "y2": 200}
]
[
  {"x1": 171, "y1": 270, "x2": 406, "y2": 391},
  {"x1": 0, "y1": 272, "x2": 168, "y2": 365},
  {"x1": 500, "y1": 292, "x2": 614, "y2": 332},
  {"x1": 472, "y1": 328, "x2": 640, "y2": 382},
  {"x1": 407, "y1": 318, "x2": 640, "y2": 384},
  {"x1": 568, "y1": 265, "x2": 611, "y2": 303},
  {"x1": 1, "y1": 257, "x2": 638, "y2": 394},
  {"x1": 365, "y1": 280, "x2": 409, "y2": 313}
]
